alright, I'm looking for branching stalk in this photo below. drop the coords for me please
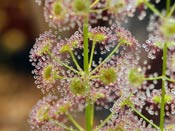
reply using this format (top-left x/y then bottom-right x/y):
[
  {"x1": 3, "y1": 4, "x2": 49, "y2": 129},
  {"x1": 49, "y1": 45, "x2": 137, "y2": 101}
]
[
  {"x1": 129, "y1": 105, "x2": 160, "y2": 130},
  {"x1": 66, "y1": 113, "x2": 84, "y2": 131},
  {"x1": 69, "y1": 50, "x2": 83, "y2": 71},
  {"x1": 144, "y1": 0, "x2": 163, "y2": 18},
  {"x1": 144, "y1": 76, "x2": 163, "y2": 81},
  {"x1": 90, "y1": 0, "x2": 100, "y2": 8},
  {"x1": 50, "y1": 118, "x2": 78, "y2": 131},
  {"x1": 167, "y1": 3, "x2": 175, "y2": 17},
  {"x1": 47, "y1": 50, "x2": 80, "y2": 74},
  {"x1": 89, "y1": 40, "x2": 96, "y2": 70},
  {"x1": 166, "y1": 0, "x2": 171, "y2": 15},
  {"x1": 95, "y1": 112, "x2": 114, "y2": 131},
  {"x1": 91, "y1": 42, "x2": 122, "y2": 74}
]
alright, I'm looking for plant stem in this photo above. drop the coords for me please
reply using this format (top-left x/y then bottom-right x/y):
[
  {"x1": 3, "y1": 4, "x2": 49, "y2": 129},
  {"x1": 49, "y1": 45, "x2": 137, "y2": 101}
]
[
  {"x1": 166, "y1": 124, "x2": 175, "y2": 130},
  {"x1": 69, "y1": 50, "x2": 82, "y2": 71},
  {"x1": 129, "y1": 105, "x2": 160, "y2": 130},
  {"x1": 66, "y1": 113, "x2": 84, "y2": 131},
  {"x1": 89, "y1": 40, "x2": 96, "y2": 70},
  {"x1": 85, "y1": 100, "x2": 94, "y2": 131},
  {"x1": 144, "y1": 76, "x2": 163, "y2": 81},
  {"x1": 50, "y1": 118, "x2": 78, "y2": 131},
  {"x1": 144, "y1": 0, "x2": 163, "y2": 18},
  {"x1": 160, "y1": 43, "x2": 167, "y2": 131},
  {"x1": 166, "y1": 77, "x2": 175, "y2": 83},
  {"x1": 90, "y1": 0, "x2": 99, "y2": 8},
  {"x1": 90, "y1": 7, "x2": 109, "y2": 13},
  {"x1": 166, "y1": 0, "x2": 171, "y2": 15},
  {"x1": 90, "y1": 75, "x2": 100, "y2": 79},
  {"x1": 47, "y1": 50, "x2": 80, "y2": 74},
  {"x1": 95, "y1": 112, "x2": 114, "y2": 131},
  {"x1": 83, "y1": 12, "x2": 94, "y2": 131},
  {"x1": 83, "y1": 15, "x2": 89, "y2": 73},
  {"x1": 167, "y1": 3, "x2": 175, "y2": 17}
]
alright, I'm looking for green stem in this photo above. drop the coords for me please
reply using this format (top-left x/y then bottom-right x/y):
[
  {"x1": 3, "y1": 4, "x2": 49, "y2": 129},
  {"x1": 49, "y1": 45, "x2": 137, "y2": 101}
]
[
  {"x1": 129, "y1": 105, "x2": 160, "y2": 130},
  {"x1": 50, "y1": 118, "x2": 78, "y2": 131},
  {"x1": 83, "y1": 12, "x2": 94, "y2": 131},
  {"x1": 144, "y1": 76, "x2": 163, "y2": 81},
  {"x1": 47, "y1": 50, "x2": 80, "y2": 74},
  {"x1": 166, "y1": 77, "x2": 175, "y2": 83},
  {"x1": 95, "y1": 112, "x2": 114, "y2": 131},
  {"x1": 90, "y1": 75, "x2": 100, "y2": 79},
  {"x1": 166, "y1": 0, "x2": 171, "y2": 15},
  {"x1": 90, "y1": 0, "x2": 99, "y2": 8},
  {"x1": 66, "y1": 113, "x2": 84, "y2": 131},
  {"x1": 90, "y1": 42, "x2": 122, "y2": 75},
  {"x1": 69, "y1": 50, "x2": 82, "y2": 71},
  {"x1": 144, "y1": 0, "x2": 163, "y2": 18},
  {"x1": 90, "y1": 7, "x2": 109, "y2": 13},
  {"x1": 83, "y1": 16, "x2": 89, "y2": 73},
  {"x1": 166, "y1": 125, "x2": 175, "y2": 130},
  {"x1": 85, "y1": 100, "x2": 94, "y2": 131},
  {"x1": 89, "y1": 41, "x2": 96, "y2": 70},
  {"x1": 167, "y1": 3, "x2": 175, "y2": 17},
  {"x1": 160, "y1": 43, "x2": 168, "y2": 131}
]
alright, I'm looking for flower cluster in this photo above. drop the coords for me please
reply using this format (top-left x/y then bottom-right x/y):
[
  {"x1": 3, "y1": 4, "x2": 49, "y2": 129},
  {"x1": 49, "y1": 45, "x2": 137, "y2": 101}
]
[
  {"x1": 29, "y1": 0, "x2": 175, "y2": 131},
  {"x1": 35, "y1": 0, "x2": 152, "y2": 31}
]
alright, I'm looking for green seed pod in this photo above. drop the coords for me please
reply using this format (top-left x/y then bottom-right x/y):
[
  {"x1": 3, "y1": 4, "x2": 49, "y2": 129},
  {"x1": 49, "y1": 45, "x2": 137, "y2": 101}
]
[
  {"x1": 128, "y1": 68, "x2": 144, "y2": 87},
  {"x1": 42, "y1": 64, "x2": 58, "y2": 83},
  {"x1": 73, "y1": 0, "x2": 90, "y2": 14},
  {"x1": 70, "y1": 78, "x2": 86, "y2": 95},
  {"x1": 53, "y1": 1, "x2": 63, "y2": 16},
  {"x1": 100, "y1": 67, "x2": 117, "y2": 85}
]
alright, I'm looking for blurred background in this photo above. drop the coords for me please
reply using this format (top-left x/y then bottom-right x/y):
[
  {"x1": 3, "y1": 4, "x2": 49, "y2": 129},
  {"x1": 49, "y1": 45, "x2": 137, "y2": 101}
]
[
  {"x1": 0, "y1": 0, "x2": 49, "y2": 130},
  {"x1": 0, "y1": 0, "x2": 172, "y2": 131}
]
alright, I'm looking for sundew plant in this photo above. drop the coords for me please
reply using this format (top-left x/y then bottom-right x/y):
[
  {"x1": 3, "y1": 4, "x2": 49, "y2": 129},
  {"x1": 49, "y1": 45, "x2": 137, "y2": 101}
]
[{"x1": 29, "y1": 0, "x2": 175, "y2": 131}]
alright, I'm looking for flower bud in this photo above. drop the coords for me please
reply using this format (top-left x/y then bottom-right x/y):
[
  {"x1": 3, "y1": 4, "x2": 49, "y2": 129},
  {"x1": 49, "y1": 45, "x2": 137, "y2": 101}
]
[
  {"x1": 53, "y1": 1, "x2": 63, "y2": 16},
  {"x1": 72, "y1": 0, "x2": 90, "y2": 14},
  {"x1": 128, "y1": 68, "x2": 144, "y2": 87},
  {"x1": 42, "y1": 64, "x2": 57, "y2": 83},
  {"x1": 70, "y1": 78, "x2": 86, "y2": 95},
  {"x1": 99, "y1": 67, "x2": 117, "y2": 85}
]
